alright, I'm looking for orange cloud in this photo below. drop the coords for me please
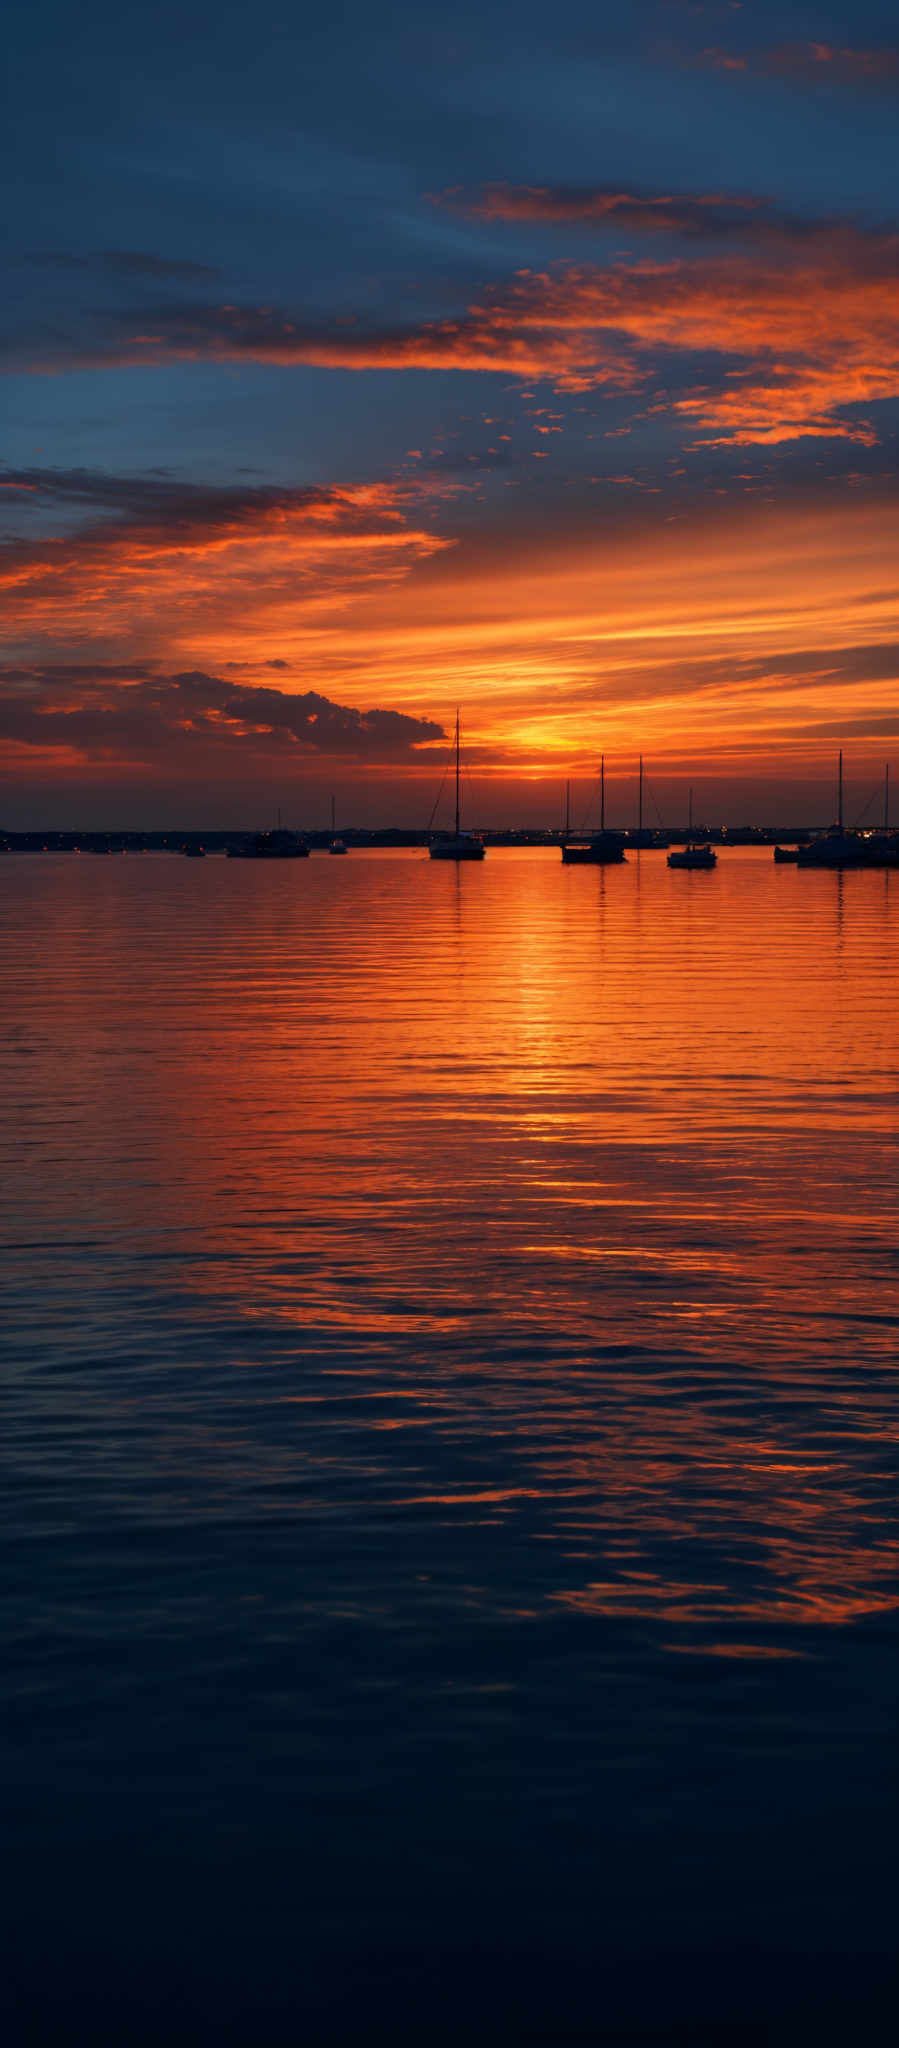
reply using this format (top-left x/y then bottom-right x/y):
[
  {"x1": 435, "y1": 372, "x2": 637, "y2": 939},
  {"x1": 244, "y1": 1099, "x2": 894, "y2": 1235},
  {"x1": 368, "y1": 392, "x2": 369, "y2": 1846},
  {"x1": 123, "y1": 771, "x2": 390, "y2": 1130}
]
[
  {"x1": 442, "y1": 184, "x2": 767, "y2": 234},
  {"x1": 4, "y1": 488, "x2": 899, "y2": 796},
  {"x1": 16, "y1": 207, "x2": 899, "y2": 447},
  {"x1": 329, "y1": 491, "x2": 899, "y2": 770},
  {"x1": 0, "y1": 475, "x2": 453, "y2": 662},
  {"x1": 18, "y1": 304, "x2": 635, "y2": 390},
  {"x1": 478, "y1": 238, "x2": 899, "y2": 442}
]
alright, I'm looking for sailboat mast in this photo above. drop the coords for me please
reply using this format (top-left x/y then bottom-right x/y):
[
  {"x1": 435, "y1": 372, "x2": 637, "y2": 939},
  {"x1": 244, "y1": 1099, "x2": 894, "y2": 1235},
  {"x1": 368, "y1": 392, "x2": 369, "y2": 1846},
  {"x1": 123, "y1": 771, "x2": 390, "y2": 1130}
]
[
  {"x1": 884, "y1": 763, "x2": 890, "y2": 833},
  {"x1": 638, "y1": 755, "x2": 643, "y2": 836},
  {"x1": 565, "y1": 779, "x2": 570, "y2": 837},
  {"x1": 330, "y1": 793, "x2": 335, "y2": 835},
  {"x1": 600, "y1": 755, "x2": 605, "y2": 832},
  {"x1": 688, "y1": 786, "x2": 693, "y2": 838},
  {"x1": 838, "y1": 749, "x2": 843, "y2": 833},
  {"x1": 454, "y1": 707, "x2": 461, "y2": 838}
]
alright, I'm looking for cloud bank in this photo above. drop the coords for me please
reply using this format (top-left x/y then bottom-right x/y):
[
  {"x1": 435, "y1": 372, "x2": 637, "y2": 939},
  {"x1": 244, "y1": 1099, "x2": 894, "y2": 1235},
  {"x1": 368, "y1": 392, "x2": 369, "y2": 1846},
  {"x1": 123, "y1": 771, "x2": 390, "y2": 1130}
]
[
  {"x1": 0, "y1": 469, "x2": 453, "y2": 662},
  {"x1": 9, "y1": 198, "x2": 899, "y2": 448},
  {"x1": 0, "y1": 666, "x2": 445, "y2": 770}
]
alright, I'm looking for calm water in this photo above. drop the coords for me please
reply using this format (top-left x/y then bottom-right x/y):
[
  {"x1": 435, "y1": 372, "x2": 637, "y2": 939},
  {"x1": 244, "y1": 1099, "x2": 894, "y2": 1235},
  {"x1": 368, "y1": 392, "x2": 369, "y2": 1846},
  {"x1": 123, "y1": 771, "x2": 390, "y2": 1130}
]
[{"x1": 3, "y1": 850, "x2": 897, "y2": 2046}]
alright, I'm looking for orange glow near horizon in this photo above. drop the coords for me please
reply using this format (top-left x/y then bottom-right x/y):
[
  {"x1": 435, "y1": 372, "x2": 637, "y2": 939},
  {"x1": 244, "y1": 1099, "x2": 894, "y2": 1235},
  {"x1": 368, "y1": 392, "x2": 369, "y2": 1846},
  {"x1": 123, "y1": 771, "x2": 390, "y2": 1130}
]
[
  {"x1": 5, "y1": 170, "x2": 899, "y2": 816},
  {"x1": 3, "y1": 476, "x2": 898, "y2": 800}
]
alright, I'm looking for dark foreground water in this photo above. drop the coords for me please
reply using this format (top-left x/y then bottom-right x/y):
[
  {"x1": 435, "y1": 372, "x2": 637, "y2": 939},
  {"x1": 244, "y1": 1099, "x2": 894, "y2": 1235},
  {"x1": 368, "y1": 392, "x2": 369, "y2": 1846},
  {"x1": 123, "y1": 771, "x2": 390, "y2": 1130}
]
[{"x1": 3, "y1": 850, "x2": 897, "y2": 2046}]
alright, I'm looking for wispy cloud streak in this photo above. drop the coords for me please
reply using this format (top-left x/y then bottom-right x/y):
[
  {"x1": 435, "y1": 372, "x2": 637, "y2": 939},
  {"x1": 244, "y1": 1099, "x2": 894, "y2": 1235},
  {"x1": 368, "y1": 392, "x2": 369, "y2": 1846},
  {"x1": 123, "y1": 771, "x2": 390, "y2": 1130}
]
[
  {"x1": 441, "y1": 184, "x2": 773, "y2": 237},
  {"x1": 0, "y1": 469, "x2": 453, "y2": 659},
  {"x1": 9, "y1": 203, "x2": 899, "y2": 447},
  {"x1": 700, "y1": 41, "x2": 899, "y2": 90}
]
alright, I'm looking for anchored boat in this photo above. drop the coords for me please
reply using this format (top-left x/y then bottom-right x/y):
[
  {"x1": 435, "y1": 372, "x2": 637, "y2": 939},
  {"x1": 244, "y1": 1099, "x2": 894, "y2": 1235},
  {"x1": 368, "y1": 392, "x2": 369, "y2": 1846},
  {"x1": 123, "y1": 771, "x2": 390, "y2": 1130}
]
[
  {"x1": 429, "y1": 710, "x2": 485, "y2": 861},
  {"x1": 328, "y1": 795, "x2": 347, "y2": 855},
  {"x1": 796, "y1": 755, "x2": 899, "y2": 867},
  {"x1": 668, "y1": 789, "x2": 717, "y2": 869},
  {"x1": 561, "y1": 757, "x2": 626, "y2": 864}
]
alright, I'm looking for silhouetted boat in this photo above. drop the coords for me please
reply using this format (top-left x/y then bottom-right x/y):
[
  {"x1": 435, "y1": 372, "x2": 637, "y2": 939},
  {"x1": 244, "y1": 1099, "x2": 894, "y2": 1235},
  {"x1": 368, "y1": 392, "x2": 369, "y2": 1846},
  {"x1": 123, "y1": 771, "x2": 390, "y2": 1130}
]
[
  {"x1": 773, "y1": 845, "x2": 800, "y2": 863},
  {"x1": 796, "y1": 755, "x2": 899, "y2": 867},
  {"x1": 429, "y1": 709, "x2": 485, "y2": 861},
  {"x1": 328, "y1": 795, "x2": 347, "y2": 854},
  {"x1": 227, "y1": 829, "x2": 309, "y2": 859},
  {"x1": 627, "y1": 754, "x2": 669, "y2": 848},
  {"x1": 561, "y1": 757, "x2": 626, "y2": 864},
  {"x1": 667, "y1": 789, "x2": 717, "y2": 869},
  {"x1": 668, "y1": 844, "x2": 717, "y2": 869}
]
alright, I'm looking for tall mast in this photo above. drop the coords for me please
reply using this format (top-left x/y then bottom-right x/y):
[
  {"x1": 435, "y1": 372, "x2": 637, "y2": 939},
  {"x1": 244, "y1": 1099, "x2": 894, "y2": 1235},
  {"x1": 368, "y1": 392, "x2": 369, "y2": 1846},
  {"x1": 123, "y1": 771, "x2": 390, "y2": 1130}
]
[
  {"x1": 884, "y1": 762, "x2": 890, "y2": 833},
  {"x1": 565, "y1": 778, "x2": 570, "y2": 837},
  {"x1": 330, "y1": 793, "x2": 335, "y2": 835},
  {"x1": 454, "y1": 707, "x2": 461, "y2": 838},
  {"x1": 688, "y1": 786, "x2": 693, "y2": 838},
  {"x1": 600, "y1": 754, "x2": 605, "y2": 832},
  {"x1": 638, "y1": 754, "x2": 644, "y2": 836},
  {"x1": 838, "y1": 749, "x2": 843, "y2": 833}
]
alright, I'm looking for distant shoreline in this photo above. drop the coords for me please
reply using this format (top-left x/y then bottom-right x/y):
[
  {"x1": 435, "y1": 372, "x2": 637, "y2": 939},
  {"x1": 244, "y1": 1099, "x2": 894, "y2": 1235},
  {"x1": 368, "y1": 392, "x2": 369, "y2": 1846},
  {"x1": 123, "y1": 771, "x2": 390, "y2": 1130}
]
[{"x1": 0, "y1": 825, "x2": 845, "y2": 852}]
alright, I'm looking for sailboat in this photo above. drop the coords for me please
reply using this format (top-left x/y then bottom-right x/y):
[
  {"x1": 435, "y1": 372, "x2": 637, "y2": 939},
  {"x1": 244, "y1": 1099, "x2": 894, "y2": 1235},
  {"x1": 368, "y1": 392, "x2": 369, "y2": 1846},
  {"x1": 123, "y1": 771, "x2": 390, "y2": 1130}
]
[
  {"x1": 797, "y1": 752, "x2": 854, "y2": 866},
  {"x1": 328, "y1": 794, "x2": 347, "y2": 854},
  {"x1": 629, "y1": 755, "x2": 667, "y2": 849},
  {"x1": 429, "y1": 710, "x2": 485, "y2": 860},
  {"x1": 667, "y1": 788, "x2": 717, "y2": 869},
  {"x1": 875, "y1": 762, "x2": 899, "y2": 862},
  {"x1": 561, "y1": 756, "x2": 626, "y2": 863},
  {"x1": 796, "y1": 751, "x2": 897, "y2": 867}
]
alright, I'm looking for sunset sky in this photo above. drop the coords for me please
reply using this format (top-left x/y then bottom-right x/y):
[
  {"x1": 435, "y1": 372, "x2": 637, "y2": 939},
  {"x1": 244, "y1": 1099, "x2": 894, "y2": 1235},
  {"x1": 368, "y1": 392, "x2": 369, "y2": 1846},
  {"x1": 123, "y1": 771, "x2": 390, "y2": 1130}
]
[{"x1": 3, "y1": 0, "x2": 899, "y2": 826}]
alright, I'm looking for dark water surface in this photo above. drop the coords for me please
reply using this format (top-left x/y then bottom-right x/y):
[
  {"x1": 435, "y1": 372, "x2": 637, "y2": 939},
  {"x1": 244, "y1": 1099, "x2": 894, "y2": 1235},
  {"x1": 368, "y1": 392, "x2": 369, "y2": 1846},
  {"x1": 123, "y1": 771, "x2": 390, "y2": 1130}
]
[{"x1": 3, "y1": 850, "x2": 897, "y2": 2045}]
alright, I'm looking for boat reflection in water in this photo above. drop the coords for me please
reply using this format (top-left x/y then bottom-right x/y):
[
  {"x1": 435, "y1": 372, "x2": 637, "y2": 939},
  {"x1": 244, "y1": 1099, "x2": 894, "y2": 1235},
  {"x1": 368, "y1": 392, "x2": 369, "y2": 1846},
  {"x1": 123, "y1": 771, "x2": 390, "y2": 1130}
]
[{"x1": 429, "y1": 708, "x2": 485, "y2": 861}]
